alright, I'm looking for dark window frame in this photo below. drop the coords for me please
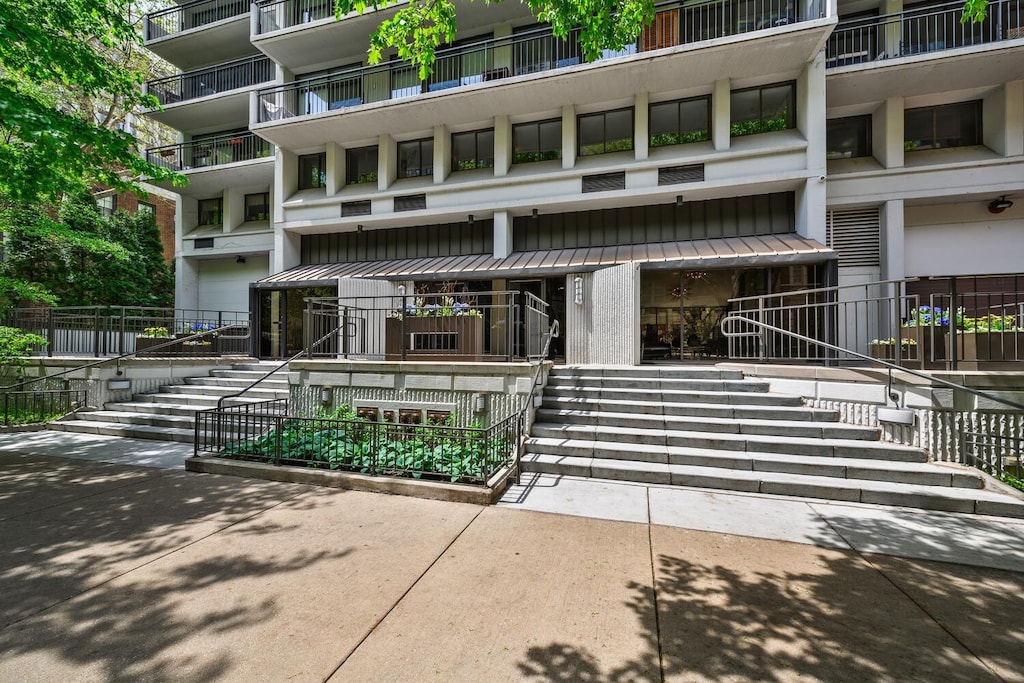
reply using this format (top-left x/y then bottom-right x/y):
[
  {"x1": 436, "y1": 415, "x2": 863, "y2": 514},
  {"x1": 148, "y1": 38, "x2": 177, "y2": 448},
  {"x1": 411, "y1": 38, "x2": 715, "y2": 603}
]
[
  {"x1": 298, "y1": 152, "x2": 327, "y2": 190},
  {"x1": 904, "y1": 100, "x2": 982, "y2": 152},
  {"x1": 649, "y1": 96, "x2": 711, "y2": 147},
  {"x1": 826, "y1": 115, "x2": 872, "y2": 159},
  {"x1": 244, "y1": 192, "x2": 271, "y2": 222},
  {"x1": 512, "y1": 118, "x2": 562, "y2": 164},
  {"x1": 451, "y1": 128, "x2": 495, "y2": 172},
  {"x1": 346, "y1": 145, "x2": 378, "y2": 185},
  {"x1": 198, "y1": 197, "x2": 223, "y2": 226},
  {"x1": 577, "y1": 107, "x2": 635, "y2": 156},
  {"x1": 137, "y1": 201, "x2": 156, "y2": 216},
  {"x1": 397, "y1": 137, "x2": 435, "y2": 178},
  {"x1": 729, "y1": 82, "x2": 797, "y2": 137}
]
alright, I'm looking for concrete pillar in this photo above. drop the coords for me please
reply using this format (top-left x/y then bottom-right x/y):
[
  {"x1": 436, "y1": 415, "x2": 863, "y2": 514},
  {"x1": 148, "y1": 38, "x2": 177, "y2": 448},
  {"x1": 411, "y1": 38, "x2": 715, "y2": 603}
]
[
  {"x1": 493, "y1": 210, "x2": 512, "y2": 259},
  {"x1": 634, "y1": 92, "x2": 649, "y2": 161},
  {"x1": 985, "y1": 80, "x2": 1024, "y2": 157},
  {"x1": 795, "y1": 177, "x2": 827, "y2": 244},
  {"x1": 494, "y1": 115, "x2": 512, "y2": 177},
  {"x1": 175, "y1": 256, "x2": 199, "y2": 311},
  {"x1": 565, "y1": 263, "x2": 640, "y2": 365},
  {"x1": 799, "y1": 52, "x2": 827, "y2": 175},
  {"x1": 561, "y1": 104, "x2": 576, "y2": 169},
  {"x1": 712, "y1": 78, "x2": 731, "y2": 151},
  {"x1": 873, "y1": 96, "x2": 904, "y2": 168},
  {"x1": 273, "y1": 228, "x2": 301, "y2": 274},
  {"x1": 880, "y1": 199, "x2": 905, "y2": 281},
  {"x1": 434, "y1": 124, "x2": 450, "y2": 184},
  {"x1": 379, "y1": 133, "x2": 396, "y2": 189},
  {"x1": 325, "y1": 141, "x2": 344, "y2": 194},
  {"x1": 225, "y1": 186, "x2": 244, "y2": 232},
  {"x1": 275, "y1": 148, "x2": 298, "y2": 215}
]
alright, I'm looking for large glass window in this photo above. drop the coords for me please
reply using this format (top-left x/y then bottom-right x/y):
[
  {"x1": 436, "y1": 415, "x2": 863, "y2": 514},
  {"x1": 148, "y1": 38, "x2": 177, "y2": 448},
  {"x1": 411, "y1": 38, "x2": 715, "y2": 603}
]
[
  {"x1": 826, "y1": 116, "x2": 872, "y2": 159},
  {"x1": 513, "y1": 119, "x2": 562, "y2": 163},
  {"x1": 96, "y1": 194, "x2": 117, "y2": 218},
  {"x1": 904, "y1": 101, "x2": 982, "y2": 151},
  {"x1": 198, "y1": 197, "x2": 222, "y2": 226},
  {"x1": 578, "y1": 108, "x2": 634, "y2": 156},
  {"x1": 298, "y1": 152, "x2": 326, "y2": 189},
  {"x1": 451, "y1": 129, "x2": 494, "y2": 171},
  {"x1": 650, "y1": 96, "x2": 710, "y2": 147},
  {"x1": 346, "y1": 145, "x2": 378, "y2": 184},
  {"x1": 245, "y1": 192, "x2": 270, "y2": 222},
  {"x1": 730, "y1": 83, "x2": 796, "y2": 137},
  {"x1": 398, "y1": 138, "x2": 434, "y2": 178},
  {"x1": 137, "y1": 201, "x2": 155, "y2": 217}
]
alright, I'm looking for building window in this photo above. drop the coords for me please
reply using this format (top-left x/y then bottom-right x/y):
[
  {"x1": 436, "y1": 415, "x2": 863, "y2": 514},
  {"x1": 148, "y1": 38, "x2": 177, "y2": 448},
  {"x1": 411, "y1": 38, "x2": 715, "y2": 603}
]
[
  {"x1": 451, "y1": 129, "x2": 494, "y2": 172},
  {"x1": 198, "y1": 197, "x2": 223, "y2": 226},
  {"x1": 398, "y1": 138, "x2": 434, "y2": 178},
  {"x1": 904, "y1": 100, "x2": 982, "y2": 151},
  {"x1": 137, "y1": 201, "x2": 155, "y2": 217},
  {"x1": 512, "y1": 119, "x2": 561, "y2": 163},
  {"x1": 578, "y1": 108, "x2": 634, "y2": 156},
  {"x1": 97, "y1": 194, "x2": 117, "y2": 218},
  {"x1": 650, "y1": 96, "x2": 710, "y2": 147},
  {"x1": 730, "y1": 82, "x2": 796, "y2": 137},
  {"x1": 299, "y1": 152, "x2": 326, "y2": 189},
  {"x1": 346, "y1": 145, "x2": 378, "y2": 184},
  {"x1": 826, "y1": 116, "x2": 872, "y2": 159},
  {"x1": 245, "y1": 192, "x2": 270, "y2": 222}
]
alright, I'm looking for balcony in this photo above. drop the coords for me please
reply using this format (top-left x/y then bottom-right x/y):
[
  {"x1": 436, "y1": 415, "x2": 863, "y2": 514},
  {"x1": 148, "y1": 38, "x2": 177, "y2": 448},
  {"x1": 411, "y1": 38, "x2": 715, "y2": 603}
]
[
  {"x1": 145, "y1": 0, "x2": 255, "y2": 70},
  {"x1": 826, "y1": 0, "x2": 1024, "y2": 106},
  {"x1": 145, "y1": 55, "x2": 276, "y2": 131},
  {"x1": 253, "y1": 0, "x2": 832, "y2": 149},
  {"x1": 147, "y1": 132, "x2": 275, "y2": 196}
]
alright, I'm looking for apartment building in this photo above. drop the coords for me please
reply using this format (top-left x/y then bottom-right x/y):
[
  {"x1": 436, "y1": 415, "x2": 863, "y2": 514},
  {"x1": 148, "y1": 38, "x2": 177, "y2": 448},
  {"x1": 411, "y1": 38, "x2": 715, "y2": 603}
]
[{"x1": 140, "y1": 0, "x2": 1024, "y2": 362}]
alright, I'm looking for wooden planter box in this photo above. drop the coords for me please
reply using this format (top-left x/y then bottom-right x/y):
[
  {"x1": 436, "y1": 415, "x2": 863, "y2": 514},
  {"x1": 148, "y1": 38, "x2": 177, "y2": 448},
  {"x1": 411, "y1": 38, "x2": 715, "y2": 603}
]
[
  {"x1": 959, "y1": 331, "x2": 1024, "y2": 362},
  {"x1": 869, "y1": 343, "x2": 918, "y2": 362},
  {"x1": 900, "y1": 326, "x2": 947, "y2": 361},
  {"x1": 136, "y1": 336, "x2": 217, "y2": 356},
  {"x1": 385, "y1": 316, "x2": 484, "y2": 361}
]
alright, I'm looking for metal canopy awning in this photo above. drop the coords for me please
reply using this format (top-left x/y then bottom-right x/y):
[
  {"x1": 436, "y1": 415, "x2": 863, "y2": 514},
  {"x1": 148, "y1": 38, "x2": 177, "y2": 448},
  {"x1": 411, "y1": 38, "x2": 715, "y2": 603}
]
[{"x1": 257, "y1": 234, "x2": 835, "y2": 285}]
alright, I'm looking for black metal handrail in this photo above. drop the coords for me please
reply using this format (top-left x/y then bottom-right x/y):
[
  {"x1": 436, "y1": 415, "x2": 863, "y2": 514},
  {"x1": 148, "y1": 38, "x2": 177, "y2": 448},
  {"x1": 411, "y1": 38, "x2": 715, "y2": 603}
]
[
  {"x1": 146, "y1": 0, "x2": 250, "y2": 41},
  {"x1": 513, "y1": 319, "x2": 559, "y2": 485},
  {"x1": 146, "y1": 132, "x2": 274, "y2": 172},
  {"x1": 148, "y1": 55, "x2": 275, "y2": 106},
  {"x1": 2, "y1": 389, "x2": 88, "y2": 426}
]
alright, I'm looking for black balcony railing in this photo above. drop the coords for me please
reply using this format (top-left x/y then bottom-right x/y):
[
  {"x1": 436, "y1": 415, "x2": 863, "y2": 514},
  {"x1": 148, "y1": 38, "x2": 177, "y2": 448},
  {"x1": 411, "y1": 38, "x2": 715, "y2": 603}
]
[
  {"x1": 146, "y1": 0, "x2": 251, "y2": 41},
  {"x1": 827, "y1": 0, "x2": 1023, "y2": 67},
  {"x1": 256, "y1": 0, "x2": 819, "y2": 122},
  {"x1": 147, "y1": 132, "x2": 273, "y2": 172},
  {"x1": 148, "y1": 55, "x2": 275, "y2": 106},
  {"x1": 255, "y1": 0, "x2": 336, "y2": 33}
]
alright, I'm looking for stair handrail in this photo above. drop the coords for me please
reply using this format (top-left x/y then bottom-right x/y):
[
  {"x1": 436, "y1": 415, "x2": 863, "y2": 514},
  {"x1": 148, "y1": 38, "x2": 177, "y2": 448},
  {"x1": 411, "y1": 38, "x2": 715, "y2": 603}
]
[
  {"x1": 512, "y1": 319, "x2": 560, "y2": 485},
  {"x1": 0, "y1": 324, "x2": 241, "y2": 393},
  {"x1": 720, "y1": 314, "x2": 1024, "y2": 412}
]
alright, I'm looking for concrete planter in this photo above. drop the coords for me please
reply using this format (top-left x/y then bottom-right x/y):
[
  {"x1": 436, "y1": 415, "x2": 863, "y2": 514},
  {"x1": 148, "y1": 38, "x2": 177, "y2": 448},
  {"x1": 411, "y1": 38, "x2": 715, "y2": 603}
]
[{"x1": 385, "y1": 316, "x2": 484, "y2": 361}]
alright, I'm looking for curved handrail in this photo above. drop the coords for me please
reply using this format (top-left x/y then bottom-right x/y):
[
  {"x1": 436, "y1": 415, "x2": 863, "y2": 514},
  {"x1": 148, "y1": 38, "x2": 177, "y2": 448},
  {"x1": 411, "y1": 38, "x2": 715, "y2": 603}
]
[{"x1": 720, "y1": 315, "x2": 1024, "y2": 412}]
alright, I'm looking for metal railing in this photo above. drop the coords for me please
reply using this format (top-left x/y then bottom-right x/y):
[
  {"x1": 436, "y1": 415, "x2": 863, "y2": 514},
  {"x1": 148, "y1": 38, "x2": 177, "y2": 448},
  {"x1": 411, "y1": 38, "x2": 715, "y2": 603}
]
[
  {"x1": 512, "y1": 319, "x2": 559, "y2": 485},
  {"x1": 2, "y1": 389, "x2": 88, "y2": 426},
  {"x1": 146, "y1": 132, "x2": 273, "y2": 172},
  {"x1": 827, "y1": 0, "x2": 1022, "y2": 67},
  {"x1": 3, "y1": 306, "x2": 251, "y2": 357},
  {"x1": 255, "y1": 0, "x2": 336, "y2": 33},
  {"x1": 726, "y1": 275, "x2": 1024, "y2": 369},
  {"x1": 146, "y1": 0, "x2": 251, "y2": 41},
  {"x1": 962, "y1": 432, "x2": 1023, "y2": 482},
  {"x1": 302, "y1": 291, "x2": 549, "y2": 362},
  {"x1": 148, "y1": 55, "x2": 275, "y2": 106},
  {"x1": 256, "y1": 0, "x2": 818, "y2": 121},
  {"x1": 195, "y1": 398, "x2": 520, "y2": 486}
]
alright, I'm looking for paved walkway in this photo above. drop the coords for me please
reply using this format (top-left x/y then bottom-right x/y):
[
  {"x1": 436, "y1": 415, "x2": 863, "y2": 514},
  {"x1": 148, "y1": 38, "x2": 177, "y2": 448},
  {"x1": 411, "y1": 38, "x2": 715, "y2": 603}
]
[{"x1": 0, "y1": 432, "x2": 1022, "y2": 681}]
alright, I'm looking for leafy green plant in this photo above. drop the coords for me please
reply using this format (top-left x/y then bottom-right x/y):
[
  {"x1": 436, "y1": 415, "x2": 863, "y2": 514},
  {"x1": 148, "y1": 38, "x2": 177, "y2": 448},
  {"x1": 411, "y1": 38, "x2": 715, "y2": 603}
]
[
  {"x1": 140, "y1": 326, "x2": 170, "y2": 338},
  {"x1": 0, "y1": 325, "x2": 48, "y2": 382},
  {"x1": 961, "y1": 314, "x2": 1019, "y2": 332}
]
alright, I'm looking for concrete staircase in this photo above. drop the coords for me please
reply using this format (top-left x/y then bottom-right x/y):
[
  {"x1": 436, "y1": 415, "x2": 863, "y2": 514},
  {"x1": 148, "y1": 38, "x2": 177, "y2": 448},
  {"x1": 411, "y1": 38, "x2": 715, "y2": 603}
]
[
  {"x1": 522, "y1": 366, "x2": 1024, "y2": 518},
  {"x1": 47, "y1": 363, "x2": 288, "y2": 443}
]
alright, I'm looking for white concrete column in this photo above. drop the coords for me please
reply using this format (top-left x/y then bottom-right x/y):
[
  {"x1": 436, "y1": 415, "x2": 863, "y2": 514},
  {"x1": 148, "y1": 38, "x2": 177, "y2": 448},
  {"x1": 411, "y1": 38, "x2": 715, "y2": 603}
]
[
  {"x1": 326, "y1": 141, "x2": 344, "y2": 194},
  {"x1": 225, "y1": 187, "x2": 244, "y2": 232},
  {"x1": 880, "y1": 199, "x2": 905, "y2": 281},
  {"x1": 873, "y1": 96, "x2": 904, "y2": 168},
  {"x1": 1007, "y1": 80, "x2": 1024, "y2": 157},
  {"x1": 799, "y1": 53, "x2": 827, "y2": 175},
  {"x1": 275, "y1": 148, "x2": 297, "y2": 217},
  {"x1": 795, "y1": 177, "x2": 827, "y2": 244},
  {"x1": 175, "y1": 256, "x2": 199, "y2": 311},
  {"x1": 561, "y1": 104, "x2": 576, "y2": 169},
  {"x1": 712, "y1": 78, "x2": 731, "y2": 151},
  {"x1": 494, "y1": 115, "x2": 512, "y2": 177},
  {"x1": 493, "y1": 209, "x2": 512, "y2": 259},
  {"x1": 379, "y1": 133, "x2": 395, "y2": 189},
  {"x1": 634, "y1": 92, "x2": 649, "y2": 161},
  {"x1": 434, "y1": 124, "x2": 450, "y2": 184},
  {"x1": 985, "y1": 80, "x2": 1024, "y2": 157},
  {"x1": 273, "y1": 227, "x2": 301, "y2": 274}
]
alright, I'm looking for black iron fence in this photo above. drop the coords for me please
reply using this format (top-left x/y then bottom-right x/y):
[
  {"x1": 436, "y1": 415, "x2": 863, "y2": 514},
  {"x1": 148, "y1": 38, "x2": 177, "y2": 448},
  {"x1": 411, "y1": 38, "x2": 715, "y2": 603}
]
[
  {"x1": 146, "y1": 0, "x2": 250, "y2": 41},
  {"x1": 147, "y1": 132, "x2": 273, "y2": 172},
  {"x1": 962, "y1": 431, "x2": 1023, "y2": 484},
  {"x1": 3, "y1": 306, "x2": 251, "y2": 357},
  {"x1": 195, "y1": 398, "x2": 521, "y2": 485},
  {"x1": 148, "y1": 55, "x2": 275, "y2": 106},
  {"x1": 2, "y1": 389, "x2": 87, "y2": 426},
  {"x1": 303, "y1": 290, "x2": 550, "y2": 362}
]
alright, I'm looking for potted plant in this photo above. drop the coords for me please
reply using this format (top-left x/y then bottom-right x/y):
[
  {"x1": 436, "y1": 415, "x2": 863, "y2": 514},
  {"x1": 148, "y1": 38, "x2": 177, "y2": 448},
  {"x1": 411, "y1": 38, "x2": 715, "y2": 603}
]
[
  {"x1": 901, "y1": 305, "x2": 948, "y2": 361},
  {"x1": 959, "y1": 313, "x2": 1023, "y2": 363},
  {"x1": 385, "y1": 296, "x2": 484, "y2": 360},
  {"x1": 869, "y1": 337, "x2": 917, "y2": 362},
  {"x1": 136, "y1": 326, "x2": 179, "y2": 355}
]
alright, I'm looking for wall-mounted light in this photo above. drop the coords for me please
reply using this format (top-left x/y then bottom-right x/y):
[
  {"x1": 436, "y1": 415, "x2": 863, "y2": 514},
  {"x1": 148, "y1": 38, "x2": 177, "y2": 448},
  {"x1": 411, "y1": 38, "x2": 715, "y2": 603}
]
[
  {"x1": 320, "y1": 387, "x2": 333, "y2": 405},
  {"x1": 573, "y1": 275, "x2": 584, "y2": 305},
  {"x1": 675, "y1": 195, "x2": 684, "y2": 207},
  {"x1": 397, "y1": 284, "x2": 406, "y2": 297},
  {"x1": 468, "y1": 214, "x2": 474, "y2": 226},
  {"x1": 357, "y1": 224, "x2": 364, "y2": 233},
  {"x1": 472, "y1": 392, "x2": 488, "y2": 414},
  {"x1": 236, "y1": 256, "x2": 246, "y2": 264},
  {"x1": 532, "y1": 208, "x2": 538, "y2": 219},
  {"x1": 988, "y1": 196, "x2": 1014, "y2": 214}
]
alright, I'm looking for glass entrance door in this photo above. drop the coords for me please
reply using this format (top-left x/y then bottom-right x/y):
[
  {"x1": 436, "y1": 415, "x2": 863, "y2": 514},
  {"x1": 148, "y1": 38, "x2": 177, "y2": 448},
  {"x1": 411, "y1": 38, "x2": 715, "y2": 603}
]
[{"x1": 257, "y1": 286, "x2": 336, "y2": 359}]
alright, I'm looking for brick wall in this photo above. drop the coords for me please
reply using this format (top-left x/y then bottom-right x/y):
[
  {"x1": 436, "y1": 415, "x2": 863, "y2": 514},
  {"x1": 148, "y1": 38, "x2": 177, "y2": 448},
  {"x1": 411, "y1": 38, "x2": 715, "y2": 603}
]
[{"x1": 113, "y1": 191, "x2": 176, "y2": 262}]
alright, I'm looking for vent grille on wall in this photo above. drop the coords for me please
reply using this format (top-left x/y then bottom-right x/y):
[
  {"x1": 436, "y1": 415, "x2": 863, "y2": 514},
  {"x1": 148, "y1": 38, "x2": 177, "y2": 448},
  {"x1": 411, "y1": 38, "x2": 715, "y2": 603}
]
[
  {"x1": 826, "y1": 207, "x2": 880, "y2": 267},
  {"x1": 341, "y1": 200, "x2": 371, "y2": 217},
  {"x1": 658, "y1": 164, "x2": 705, "y2": 185},
  {"x1": 394, "y1": 194, "x2": 427, "y2": 212},
  {"x1": 582, "y1": 172, "x2": 626, "y2": 193},
  {"x1": 193, "y1": 238, "x2": 215, "y2": 249}
]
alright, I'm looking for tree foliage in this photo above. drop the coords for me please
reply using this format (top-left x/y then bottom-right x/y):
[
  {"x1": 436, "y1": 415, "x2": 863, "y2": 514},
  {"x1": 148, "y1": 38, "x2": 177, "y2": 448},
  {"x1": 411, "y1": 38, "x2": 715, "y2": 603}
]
[{"x1": 0, "y1": 0, "x2": 183, "y2": 204}]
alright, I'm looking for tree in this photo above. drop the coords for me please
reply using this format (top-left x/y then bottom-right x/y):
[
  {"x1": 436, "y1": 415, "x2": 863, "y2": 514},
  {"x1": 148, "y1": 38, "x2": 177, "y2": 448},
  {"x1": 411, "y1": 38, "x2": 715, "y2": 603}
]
[
  {"x1": 0, "y1": 0, "x2": 183, "y2": 205},
  {"x1": 334, "y1": 0, "x2": 991, "y2": 79}
]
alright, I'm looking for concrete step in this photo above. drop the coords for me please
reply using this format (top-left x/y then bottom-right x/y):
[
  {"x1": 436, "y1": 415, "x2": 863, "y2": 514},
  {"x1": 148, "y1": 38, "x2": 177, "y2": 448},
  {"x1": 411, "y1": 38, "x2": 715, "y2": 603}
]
[
  {"x1": 131, "y1": 392, "x2": 281, "y2": 409},
  {"x1": 106, "y1": 402, "x2": 204, "y2": 418},
  {"x1": 549, "y1": 366, "x2": 746, "y2": 381},
  {"x1": 74, "y1": 409, "x2": 195, "y2": 430},
  {"x1": 183, "y1": 376, "x2": 289, "y2": 389},
  {"x1": 519, "y1": 455, "x2": 1024, "y2": 518},
  {"x1": 47, "y1": 419, "x2": 194, "y2": 443},
  {"x1": 542, "y1": 386, "x2": 803, "y2": 407},
  {"x1": 540, "y1": 395, "x2": 836, "y2": 421},
  {"x1": 535, "y1": 408, "x2": 876, "y2": 441},
  {"x1": 160, "y1": 384, "x2": 287, "y2": 399},
  {"x1": 529, "y1": 423, "x2": 928, "y2": 462},
  {"x1": 545, "y1": 376, "x2": 773, "y2": 392},
  {"x1": 524, "y1": 437, "x2": 981, "y2": 488}
]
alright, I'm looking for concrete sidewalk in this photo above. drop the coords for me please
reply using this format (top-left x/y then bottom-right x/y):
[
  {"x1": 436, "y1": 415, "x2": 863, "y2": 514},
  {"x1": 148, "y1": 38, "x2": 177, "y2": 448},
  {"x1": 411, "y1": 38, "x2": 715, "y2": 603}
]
[{"x1": 0, "y1": 434, "x2": 1022, "y2": 681}]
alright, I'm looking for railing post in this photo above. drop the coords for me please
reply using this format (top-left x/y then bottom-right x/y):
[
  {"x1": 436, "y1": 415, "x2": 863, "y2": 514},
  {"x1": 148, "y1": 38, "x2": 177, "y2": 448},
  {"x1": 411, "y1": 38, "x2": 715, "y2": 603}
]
[
  {"x1": 949, "y1": 275, "x2": 959, "y2": 371},
  {"x1": 118, "y1": 307, "x2": 126, "y2": 356},
  {"x1": 47, "y1": 308, "x2": 55, "y2": 357}
]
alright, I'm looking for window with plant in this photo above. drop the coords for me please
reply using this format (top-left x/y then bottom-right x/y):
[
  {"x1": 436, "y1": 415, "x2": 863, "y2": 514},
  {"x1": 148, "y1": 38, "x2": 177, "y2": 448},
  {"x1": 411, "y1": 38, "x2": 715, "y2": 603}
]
[
  {"x1": 198, "y1": 197, "x2": 222, "y2": 226},
  {"x1": 650, "y1": 96, "x2": 710, "y2": 147},
  {"x1": 346, "y1": 145, "x2": 378, "y2": 184},
  {"x1": 298, "y1": 152, "x2": 326, "y2": 189},
  {"x1": 730, "y1": 82, "x2": 795, "y2": 137},
  {"x1": 578, "y1": 108, "x2": 633, "y2": 156},
  {"x1": 244, "y1": 192, "x2": 270, "y2": 222},
  {"x1": 451, "y1": 129, "x2": 494, "y2": 171},
  {"x1": 512, "y1": 119, "x2": 562, "y2": 164},
  {"x1": 826, "y1": 115, "x2": 871, "y2": 159},
  {"x1": 398, "y1": 138, "x2": 434, "y2": 178},
  {"x1": 904, "y1": 100, "x2": 981, "y2": 152}
]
